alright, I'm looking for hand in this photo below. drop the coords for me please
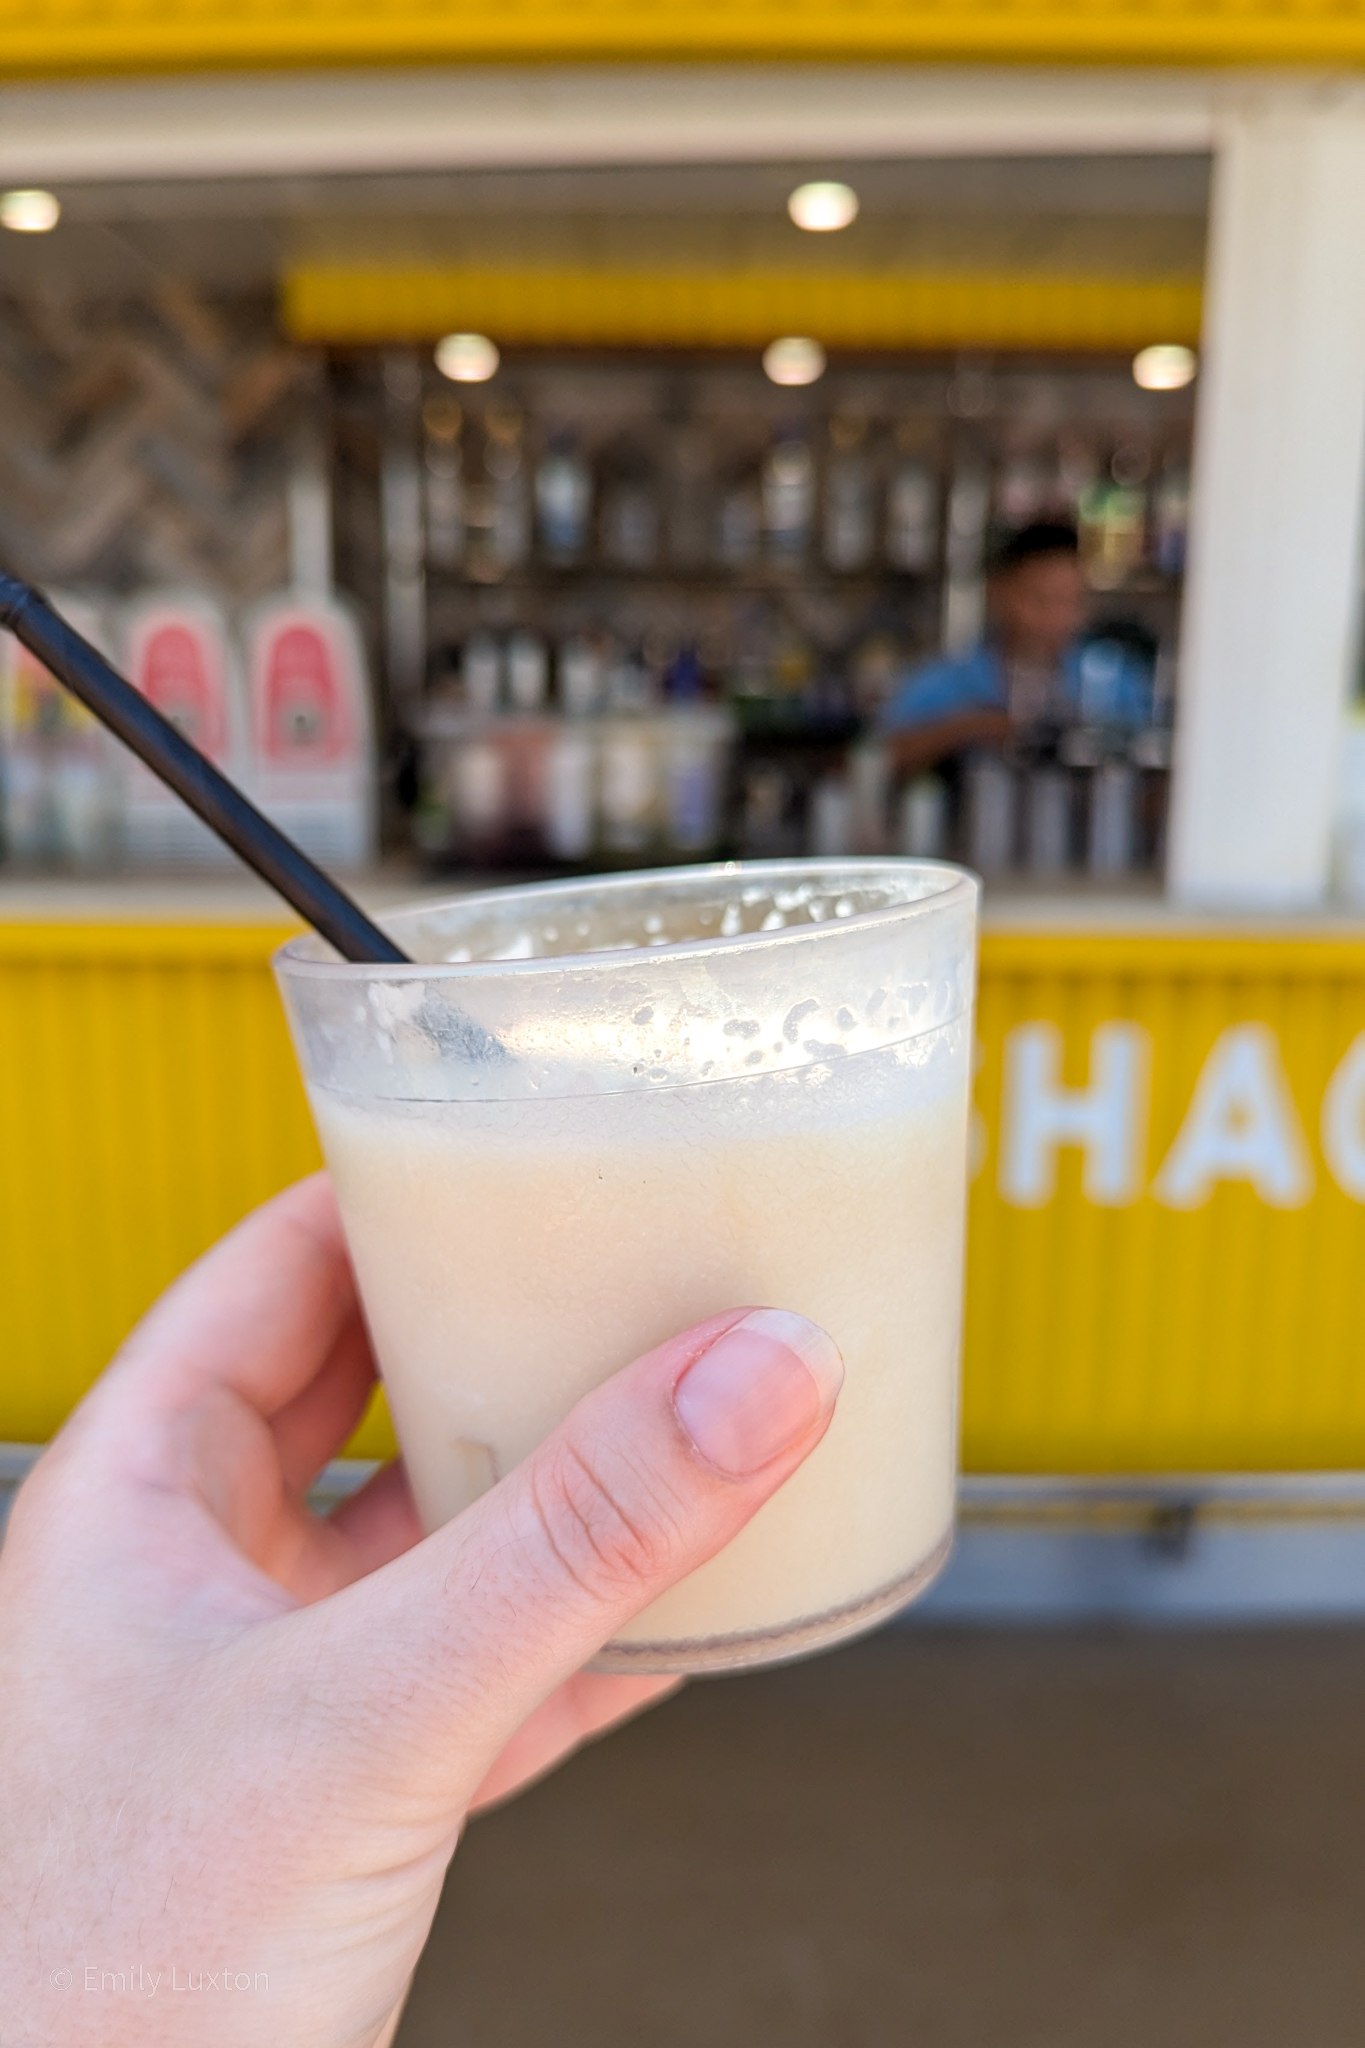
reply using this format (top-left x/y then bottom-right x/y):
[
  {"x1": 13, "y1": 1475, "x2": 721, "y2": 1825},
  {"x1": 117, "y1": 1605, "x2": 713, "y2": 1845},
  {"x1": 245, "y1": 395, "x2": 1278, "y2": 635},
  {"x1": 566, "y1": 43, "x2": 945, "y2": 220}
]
[
  {"x1": 887, "y1": 708, "x2": 1012, "y2": 775},
  {"x1": 0, "y1": 1174, "x2": 841, "y2": 2047}
]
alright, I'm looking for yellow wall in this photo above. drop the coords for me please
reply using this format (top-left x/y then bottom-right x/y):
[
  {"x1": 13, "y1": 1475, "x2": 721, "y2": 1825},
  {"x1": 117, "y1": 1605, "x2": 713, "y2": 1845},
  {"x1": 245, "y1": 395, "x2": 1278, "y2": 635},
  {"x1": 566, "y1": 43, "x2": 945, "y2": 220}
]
[
  {"x1": 4, "y1": 918, "x2": 1365, "y2": 1473},
  {"x1": 0, "y1": 922, "x2": 322, "y2": 1443},
  {"x1": 4, "y1": 0, "x2": 1365, "y2": 73}
]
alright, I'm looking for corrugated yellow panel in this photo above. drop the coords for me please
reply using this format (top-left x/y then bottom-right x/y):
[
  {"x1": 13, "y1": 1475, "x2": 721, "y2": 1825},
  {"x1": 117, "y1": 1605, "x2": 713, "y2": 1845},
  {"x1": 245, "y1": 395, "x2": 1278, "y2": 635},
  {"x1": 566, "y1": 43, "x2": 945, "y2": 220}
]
[
  {"x1": 965, "y1": 930, "x2": 1365, "y2": 1472},
  {"x1": 283, "y1": 264, "x2": 1203, "y2": 353},
  {"x1": 4, "y1": 0, "x2": 1365, "y2": 74},
  {"x1": 0, "y1": 921, "x2": 377, "y2": 1443},
  {"x1": 7, "y1": 919, "x2": 1365, "y2": 1477}
]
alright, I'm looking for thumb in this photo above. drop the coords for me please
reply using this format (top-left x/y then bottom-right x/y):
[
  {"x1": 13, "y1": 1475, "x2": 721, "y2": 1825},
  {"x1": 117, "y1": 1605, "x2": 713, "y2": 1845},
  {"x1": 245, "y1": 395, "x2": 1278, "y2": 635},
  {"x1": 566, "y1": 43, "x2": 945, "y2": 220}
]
[{"x1": 307, "y1": 1306, "x2": 843, "y2": 1786}]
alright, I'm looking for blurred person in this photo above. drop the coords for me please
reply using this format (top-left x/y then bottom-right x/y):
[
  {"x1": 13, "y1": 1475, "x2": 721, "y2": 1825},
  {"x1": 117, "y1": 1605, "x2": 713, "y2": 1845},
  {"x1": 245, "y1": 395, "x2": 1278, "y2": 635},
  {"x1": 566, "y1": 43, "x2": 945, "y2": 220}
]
[
  {"x1": 881, "y1": 520, "x2": 1152, "y2": 773},
  {"x1": 0, "y1": 1174, "x2": 841, "y2": 2046}
]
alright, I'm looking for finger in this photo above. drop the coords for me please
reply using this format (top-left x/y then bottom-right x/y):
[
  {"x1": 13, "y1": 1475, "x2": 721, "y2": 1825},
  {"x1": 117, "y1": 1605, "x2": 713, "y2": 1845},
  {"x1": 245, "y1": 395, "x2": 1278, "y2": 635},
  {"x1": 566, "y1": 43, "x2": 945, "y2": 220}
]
[
  {"x1": 326, "y1": 1459, "x2": 424, "y2": 1577},
  {"x1": 269, "y1": 1309, "x2": 379, "y2": 1495},
  {"x1": 109, "y1": 1173, "x2": 358, "y2": 1418},
  {"x1": 299, "y1": 1306, "x2": 843, "y2": 1792},
  {"x1": 211, "y1": 1456, "x2": 422, "y2": 1609},
  {"x1": 469, "y1": 1672, "x2": 680, "y2": 1812},
  {"x1": 198, "y1": 1447, "x2": 422, "y2": 1605}
]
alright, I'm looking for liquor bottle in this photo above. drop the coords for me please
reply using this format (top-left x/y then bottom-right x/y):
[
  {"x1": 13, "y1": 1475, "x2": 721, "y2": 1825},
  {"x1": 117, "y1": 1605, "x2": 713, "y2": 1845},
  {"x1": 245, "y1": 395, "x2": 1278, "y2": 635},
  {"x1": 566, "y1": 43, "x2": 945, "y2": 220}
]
[
  {"x1": 899, "y1": 775, "x2": 948, "y2": 858},
  {"x1": 995, "y1": 451, "x2": 1048, "y2": 527},
  {"x1": 604, "y1": 481, "x2": 659, "y2": 568},
  {"x1": 808, "y1": 777, "x2": 854, "y2": 857},
  {"x1": 742, "y1": 761, "x2": 794, "y2": 854},
  {"x1": 1056, "y1": 433, "x2": 1099, "y2": 515},
  {"x1": 602, "y1": 438, "x2": 661, "y2": 570},
  {"x1": 1078, "y1": 479, "x2": 1147, "y2": 589},
  {"x1": 559, "y1": 635, "x2": 605, "y2": 717},
  {"x1": 600, "y1": 724, "x2": 657, "y2": 851},
  {"x1": 718, "y1": 481, "x2": 761, "y2": 569},
  {"x1": 1152, "y1": 462, "x2": 1190, "y2": 575},
  {"x1": 885, "y1": 454, "x2": 939, "y2": 574},
  {"x1": 666, "y1": 421, "x2": 713, "y2": 570},
  {"x1": 1024, "y1": 765, "x2": 1073, "y2": 875},
  {"x1": 423, "y1": 397, "x2": 464, "y2": 571},
  {"x1": 469, "y1": 408, "x2": 529, "y2": 580},
  {"x1": 506, "y1": 631, "x2": 549, "y2": 712},
  {"x1": 448, "y1": 737, "x2": 509, "y2": 847},
  {"x1": 245, "y1": 592, "x2": 377, "y2": 871},
  {"x1": 1, "y1": 593, "x2": 121, "y2": 869},
  {"x1": 770, "y1": 624, "x2": 814, "y2": 708},
  {"x1": 605, "y1": 641, "x2": 656, "y2": 714},
  {"x1": 121, "y1": 593, "x2": 247, "y2": 867},
  {"x1": 763, "y1": 438, "x2": 815, "y2": 563},
  {"x1": 941, "y1": 460, "x2": 990, "y2": 651},
  {"x1": 662, "y1": 713, "x2": 728, "y2": 854},
  {"x1": 848, "y1": 738, "x2": 891, "y2": 853},
  {"x1": 963, "y1": 755, "x2": 1017, "y2": 874},
  {"x1": 535, "y1": 435, "x2": 593, "y2": 565},
  {"x1": 1087, "y1": 760, "x2": 1138, "y2": 875},
  {"x1": 462, "y1": 632, "x2": 502, "y2": 713},
  {"x1": 663, "y1": 643, "x2": 705, "y2": 705},
  {"x1": 544, "y1": 726, "x2": 596, "y2": 861},
  {"x1": 849, "y1": 632, "x2": 902, "y2": 720},
  {"x1": 823, "y1": 416, "x2": 875, "y2": 572}
]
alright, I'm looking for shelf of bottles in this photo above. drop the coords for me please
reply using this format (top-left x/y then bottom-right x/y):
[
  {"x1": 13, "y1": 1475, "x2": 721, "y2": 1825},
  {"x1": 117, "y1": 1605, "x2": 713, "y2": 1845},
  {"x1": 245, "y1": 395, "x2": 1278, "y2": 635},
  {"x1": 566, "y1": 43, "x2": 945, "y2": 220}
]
[{"x1": 361, "y1": 351, "x2": 1193, "y2": 880}]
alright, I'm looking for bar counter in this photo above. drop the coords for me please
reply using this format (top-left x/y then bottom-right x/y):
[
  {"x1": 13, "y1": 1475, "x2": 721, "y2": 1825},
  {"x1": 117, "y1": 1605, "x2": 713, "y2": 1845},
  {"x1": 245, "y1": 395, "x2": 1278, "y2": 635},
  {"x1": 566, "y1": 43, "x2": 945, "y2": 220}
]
[{"x1": 4, "y1": 870, "x2": 1364, "y2": 1474}]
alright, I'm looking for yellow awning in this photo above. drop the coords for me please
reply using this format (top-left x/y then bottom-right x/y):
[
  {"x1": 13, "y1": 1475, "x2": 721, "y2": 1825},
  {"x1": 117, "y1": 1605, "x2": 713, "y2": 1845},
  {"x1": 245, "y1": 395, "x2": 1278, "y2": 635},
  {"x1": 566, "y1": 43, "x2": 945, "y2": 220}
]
[
  {"x1": 283, "y1": 264, "x2": 1203, "y2": 353},
  {"x1": 2, "y1": 0, "x2": 1365, "y2": 75}
]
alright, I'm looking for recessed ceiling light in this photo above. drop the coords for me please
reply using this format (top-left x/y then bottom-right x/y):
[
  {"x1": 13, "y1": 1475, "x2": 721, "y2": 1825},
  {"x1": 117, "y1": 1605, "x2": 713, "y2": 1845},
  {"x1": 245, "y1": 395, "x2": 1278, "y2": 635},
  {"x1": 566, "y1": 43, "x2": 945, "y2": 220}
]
[
  {"x1": 435, "y1": 332, "x2": 500, "y2": 383},
  {"x1": 0, "y1": 188, "x2": 60, "y2": 234},
  {"x1": 1132, "y1": 343, "x2": 1197, "y2": 392},
  {"x1": 787, "y1": 181, "x2": 859, "y2": 233},
  {"x1": 763, "y1": 337, "x2": 827, "y2": 387}
]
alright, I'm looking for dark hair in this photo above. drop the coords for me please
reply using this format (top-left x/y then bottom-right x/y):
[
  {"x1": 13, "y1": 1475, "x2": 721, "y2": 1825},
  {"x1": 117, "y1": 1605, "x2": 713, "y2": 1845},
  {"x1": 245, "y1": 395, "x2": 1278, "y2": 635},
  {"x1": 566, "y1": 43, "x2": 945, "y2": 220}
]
[{"x1": 991, "y1": 520, "x2": 1081, "y2": 573}]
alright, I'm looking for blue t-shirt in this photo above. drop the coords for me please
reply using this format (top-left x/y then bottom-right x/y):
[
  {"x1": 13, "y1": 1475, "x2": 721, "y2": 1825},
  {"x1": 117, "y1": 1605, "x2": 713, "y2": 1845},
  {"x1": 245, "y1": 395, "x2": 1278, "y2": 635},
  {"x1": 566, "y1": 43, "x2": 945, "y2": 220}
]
[{"x1": 880, "y1": 638, "x2": 1153, "y2": 733}]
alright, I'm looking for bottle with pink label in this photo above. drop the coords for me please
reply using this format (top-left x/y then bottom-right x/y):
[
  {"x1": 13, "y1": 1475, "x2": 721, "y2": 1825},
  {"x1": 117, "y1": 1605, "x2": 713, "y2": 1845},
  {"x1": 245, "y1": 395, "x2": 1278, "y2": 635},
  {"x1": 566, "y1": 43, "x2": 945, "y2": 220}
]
[
  {"x1": 244, "y1": 594, "x2": 376, "y2": 871},
  {"x1": 120, "y1": 593, "x2": 249, "y2": 867}
]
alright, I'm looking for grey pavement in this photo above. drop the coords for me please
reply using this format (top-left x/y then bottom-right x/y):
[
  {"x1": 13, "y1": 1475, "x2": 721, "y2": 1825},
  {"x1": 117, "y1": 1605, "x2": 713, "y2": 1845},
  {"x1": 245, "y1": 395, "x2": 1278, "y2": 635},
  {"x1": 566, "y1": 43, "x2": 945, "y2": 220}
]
[{"x1": 398, "y1": 1626, "x2": 1365, "y2": 2048}]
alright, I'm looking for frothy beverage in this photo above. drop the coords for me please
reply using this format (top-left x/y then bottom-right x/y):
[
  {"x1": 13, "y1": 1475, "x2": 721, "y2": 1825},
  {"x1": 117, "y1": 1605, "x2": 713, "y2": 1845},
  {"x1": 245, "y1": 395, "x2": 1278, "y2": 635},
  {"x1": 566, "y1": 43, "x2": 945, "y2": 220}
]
[{"x1": 277, "y1": 861, "x2": 978, "y2": 1671}]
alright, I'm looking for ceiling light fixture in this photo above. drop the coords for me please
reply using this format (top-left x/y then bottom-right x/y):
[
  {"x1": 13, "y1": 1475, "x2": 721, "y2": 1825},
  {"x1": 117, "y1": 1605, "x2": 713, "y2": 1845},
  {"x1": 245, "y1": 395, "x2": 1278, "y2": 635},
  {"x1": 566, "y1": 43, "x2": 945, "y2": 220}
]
[
  {"x1": 435, "y1": 332, "x2": 500, "y2": 384},
  {"x1": 787, "y1": 181, "x2": 860, "y2": 233},
  {"x1": 1132, "y1": 343, "x2": 1197, "y2": 392},
  {"x1": 762, "y1": 337, "x2": 827, "y2": 387},
  {"x1": 0, "y1": 189, "x2": 60, "y2": 234}
]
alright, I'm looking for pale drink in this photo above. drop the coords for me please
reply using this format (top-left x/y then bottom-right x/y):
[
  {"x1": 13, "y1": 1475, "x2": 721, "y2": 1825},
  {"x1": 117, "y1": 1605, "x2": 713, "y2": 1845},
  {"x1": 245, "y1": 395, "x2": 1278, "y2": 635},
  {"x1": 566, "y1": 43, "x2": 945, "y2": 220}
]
[{"x1": 276, "y1": 860, "x2": 977, "y2": 1672}]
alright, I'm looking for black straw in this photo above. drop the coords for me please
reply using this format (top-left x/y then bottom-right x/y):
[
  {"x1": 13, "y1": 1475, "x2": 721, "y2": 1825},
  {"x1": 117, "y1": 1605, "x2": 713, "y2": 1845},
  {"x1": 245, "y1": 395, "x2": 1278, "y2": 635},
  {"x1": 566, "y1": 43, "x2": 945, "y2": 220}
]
[{"x1": 0, "y1": 573, "x2": 410, "y2": 965}]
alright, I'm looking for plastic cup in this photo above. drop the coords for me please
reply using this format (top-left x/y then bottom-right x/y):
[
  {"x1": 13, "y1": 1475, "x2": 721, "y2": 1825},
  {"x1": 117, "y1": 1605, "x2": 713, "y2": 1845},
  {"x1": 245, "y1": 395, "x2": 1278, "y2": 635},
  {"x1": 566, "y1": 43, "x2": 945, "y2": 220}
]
[{"x1": 274, "y1": 858, "x2": 978, "y2": 1672}]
